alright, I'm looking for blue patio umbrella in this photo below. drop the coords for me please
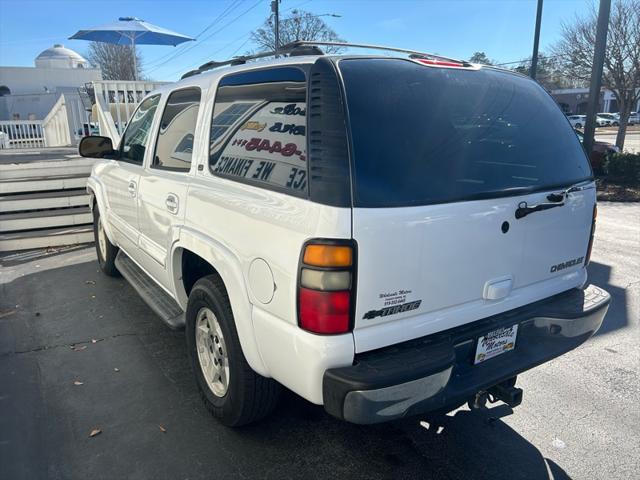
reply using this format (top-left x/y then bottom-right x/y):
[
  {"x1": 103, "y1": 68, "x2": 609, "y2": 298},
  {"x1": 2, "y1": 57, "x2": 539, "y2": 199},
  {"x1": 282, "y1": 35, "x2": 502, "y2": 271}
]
[{"x1": 69, "y1": 17, "x2": 194, "y2": 80}]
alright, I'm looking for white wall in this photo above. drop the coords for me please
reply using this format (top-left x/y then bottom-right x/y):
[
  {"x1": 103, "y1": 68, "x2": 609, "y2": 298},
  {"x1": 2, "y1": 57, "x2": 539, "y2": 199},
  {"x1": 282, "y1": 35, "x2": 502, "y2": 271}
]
[
  {"x1": 0, "y1": 66, "x2": 102, "y2": 96},
  {"x1": 0, "y1": 93, "x2": 59, "y2": 120}
]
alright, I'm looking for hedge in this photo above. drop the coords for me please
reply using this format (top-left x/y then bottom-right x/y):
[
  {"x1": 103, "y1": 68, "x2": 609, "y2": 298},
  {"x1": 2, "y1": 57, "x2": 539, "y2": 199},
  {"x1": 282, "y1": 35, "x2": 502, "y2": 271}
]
[{"x1": 604, "y1": 152, "x2": 640, "y2": 184}]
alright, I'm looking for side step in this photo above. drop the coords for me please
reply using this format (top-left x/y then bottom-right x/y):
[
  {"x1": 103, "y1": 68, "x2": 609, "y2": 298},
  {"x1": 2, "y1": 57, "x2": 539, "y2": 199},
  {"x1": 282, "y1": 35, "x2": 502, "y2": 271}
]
[{"x1": 115, "y1": 251, "x2": 185, "y2": 330}]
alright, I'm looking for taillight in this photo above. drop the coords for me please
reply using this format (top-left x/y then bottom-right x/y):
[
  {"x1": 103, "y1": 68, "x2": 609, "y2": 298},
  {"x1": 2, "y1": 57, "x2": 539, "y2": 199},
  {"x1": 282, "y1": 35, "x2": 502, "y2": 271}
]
[
  {"x1": 585, "y1": 204, "x2": 597, "y2": 266},
  {"x1": 298, "y1": 240, "x2": 356, "y2": 334}
]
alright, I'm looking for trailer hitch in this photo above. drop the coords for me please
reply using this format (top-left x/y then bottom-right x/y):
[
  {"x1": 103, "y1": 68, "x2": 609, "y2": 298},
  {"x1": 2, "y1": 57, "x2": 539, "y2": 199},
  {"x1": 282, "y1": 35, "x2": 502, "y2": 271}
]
[{"x1": 487, "y1": 381, "x2": 523, "y2": 408}]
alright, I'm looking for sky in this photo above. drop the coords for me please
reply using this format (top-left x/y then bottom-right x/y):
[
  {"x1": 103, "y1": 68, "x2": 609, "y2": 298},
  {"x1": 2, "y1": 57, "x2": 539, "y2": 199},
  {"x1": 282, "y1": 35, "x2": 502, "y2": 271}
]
[{"x1": 0, "y1": 0, "x2": 592, "y2": 81}]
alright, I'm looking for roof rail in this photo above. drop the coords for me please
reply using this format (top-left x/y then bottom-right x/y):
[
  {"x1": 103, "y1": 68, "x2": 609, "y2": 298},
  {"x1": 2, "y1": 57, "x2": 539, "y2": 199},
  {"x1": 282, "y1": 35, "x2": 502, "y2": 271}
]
[
  {"x1": 181, "y1": 42, "x2": 321, "y2": 79},
  {"x1": 288, "y1": 41, "x2": 471, "y2": 66},
  {"x1": 180, "y1": 40, "x2": 470, "y2": 79}
]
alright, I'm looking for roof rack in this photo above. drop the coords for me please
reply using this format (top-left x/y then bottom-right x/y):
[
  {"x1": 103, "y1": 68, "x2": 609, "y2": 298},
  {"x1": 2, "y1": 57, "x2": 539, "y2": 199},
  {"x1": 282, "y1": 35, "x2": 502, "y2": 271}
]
[{"x1": 181, "y1": 40, "x2": 470, "y2": 79}]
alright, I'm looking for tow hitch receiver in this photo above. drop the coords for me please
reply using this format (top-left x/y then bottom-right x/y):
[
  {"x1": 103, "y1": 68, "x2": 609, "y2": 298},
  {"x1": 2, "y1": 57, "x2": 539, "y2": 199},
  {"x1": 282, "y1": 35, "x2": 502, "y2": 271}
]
[{"x1": 488, "y1": 381, "x2": 523, "y2": 408}]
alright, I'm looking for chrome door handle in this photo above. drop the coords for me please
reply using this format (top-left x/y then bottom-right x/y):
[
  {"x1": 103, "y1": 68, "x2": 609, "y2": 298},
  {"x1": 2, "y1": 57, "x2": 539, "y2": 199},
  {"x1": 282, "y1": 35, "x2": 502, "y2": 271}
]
[
  {"x1": 127, "y1": 181, "x2": 137, "y2": 197},
  {"x1": 165, "y1": 194, "x2": 179, "y2": 214}
]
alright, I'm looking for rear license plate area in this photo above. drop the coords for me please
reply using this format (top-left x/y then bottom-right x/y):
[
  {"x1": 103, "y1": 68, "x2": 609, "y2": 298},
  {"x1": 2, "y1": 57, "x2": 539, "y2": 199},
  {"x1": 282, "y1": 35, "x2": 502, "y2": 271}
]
[{"x1": 474, "y1": 324, "x2": 518, "y2": 365}]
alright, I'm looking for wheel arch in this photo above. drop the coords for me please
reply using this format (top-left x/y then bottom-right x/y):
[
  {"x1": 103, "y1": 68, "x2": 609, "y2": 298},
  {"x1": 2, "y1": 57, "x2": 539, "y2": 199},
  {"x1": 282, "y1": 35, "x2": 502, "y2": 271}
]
[
  {"x1": 171, "y1": 228, "x2": 268, "y2": 376},
  {"x1": 87, "y1": 177, "x2": 116, "y2": 244}
]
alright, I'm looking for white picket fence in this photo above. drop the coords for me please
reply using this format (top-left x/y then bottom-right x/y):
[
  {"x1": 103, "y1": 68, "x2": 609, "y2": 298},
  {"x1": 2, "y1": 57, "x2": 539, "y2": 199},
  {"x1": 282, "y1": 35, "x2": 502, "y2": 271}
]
[
  {"x1": 0, "y1": 80, "x2": 166, "y2": 151},
  {"x1": 42, "y1": 95, "x2": 72, "y2": 147},
  {"x1": 0, "y1": 120, "x2": 46, "y2": 149}
]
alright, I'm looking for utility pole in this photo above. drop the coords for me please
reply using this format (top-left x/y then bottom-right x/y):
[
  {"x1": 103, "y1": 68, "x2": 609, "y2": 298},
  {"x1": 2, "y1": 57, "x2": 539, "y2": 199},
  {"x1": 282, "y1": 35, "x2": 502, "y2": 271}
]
[
  {"x1": 271, "y1": 0, "x2": 280, "y2": 52},
  {"x1": 530, "y1": 0, "x2": 544, "y2": 79},
  {"x1": 583, "y1": 0, "x2": 611, "y2": 156}
]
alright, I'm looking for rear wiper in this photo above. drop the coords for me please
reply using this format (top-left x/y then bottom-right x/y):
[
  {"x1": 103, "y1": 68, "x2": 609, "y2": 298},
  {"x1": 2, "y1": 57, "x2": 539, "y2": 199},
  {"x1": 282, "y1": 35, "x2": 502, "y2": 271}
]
[
  {"x1": 546, "y1": 181, "x2": 591, "y2": 202},
  {"x1": 515, "y1": 200, "x2": 564, "y2": 219}
]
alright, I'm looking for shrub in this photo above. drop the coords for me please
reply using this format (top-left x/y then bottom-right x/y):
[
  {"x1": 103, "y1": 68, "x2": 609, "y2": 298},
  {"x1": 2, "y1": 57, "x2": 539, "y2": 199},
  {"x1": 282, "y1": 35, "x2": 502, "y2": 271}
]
[{"x1": 604, "y1": 152, "x2": 640, "y2": 184}]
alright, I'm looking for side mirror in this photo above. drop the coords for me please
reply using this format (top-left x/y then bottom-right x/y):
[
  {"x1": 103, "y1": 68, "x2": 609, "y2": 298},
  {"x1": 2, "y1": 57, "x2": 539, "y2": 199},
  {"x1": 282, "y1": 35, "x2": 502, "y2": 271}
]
[{"x1": 78, "y1": 136, "x2": 115, "y2": 158}]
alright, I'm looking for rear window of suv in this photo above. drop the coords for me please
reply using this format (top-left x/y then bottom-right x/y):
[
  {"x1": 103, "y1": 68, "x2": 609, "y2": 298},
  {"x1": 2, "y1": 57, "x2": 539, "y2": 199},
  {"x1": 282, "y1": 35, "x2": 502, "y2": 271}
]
[{"x1": 338, "y1": 58, "x2": 592, "y2": 207}]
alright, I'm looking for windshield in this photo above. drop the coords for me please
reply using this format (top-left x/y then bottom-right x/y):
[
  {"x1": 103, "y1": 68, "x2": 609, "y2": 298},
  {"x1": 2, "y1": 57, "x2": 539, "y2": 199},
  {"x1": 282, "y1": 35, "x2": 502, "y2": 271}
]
[{"x1": 339, "y1": 58, "x2": 592, "y2": 207}]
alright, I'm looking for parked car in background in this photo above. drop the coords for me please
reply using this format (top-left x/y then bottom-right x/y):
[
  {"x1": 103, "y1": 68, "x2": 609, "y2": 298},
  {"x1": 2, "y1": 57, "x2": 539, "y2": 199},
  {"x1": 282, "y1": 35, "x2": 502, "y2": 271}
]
[
  {"x1": 611, "y1": 112, "x2": 638, "y2": 126},
  {"x1": 567, "y1": 115, "x2": 586, "y2": 129},
  {"x1": 78, "y1": 42, "x2": 610, "y2": 427},
  {"x1": 598, "y1": 113, "x2": 619, "y2": 126},
  {"x1": 567, "y1": 114, "x2": 608, "y2": 128},
  {"x1": 575, "y1": 129, "x2": 620, "y2": 174},
  {"x1": 596, "y1": 115, "x2": 612, "y2": 126}
]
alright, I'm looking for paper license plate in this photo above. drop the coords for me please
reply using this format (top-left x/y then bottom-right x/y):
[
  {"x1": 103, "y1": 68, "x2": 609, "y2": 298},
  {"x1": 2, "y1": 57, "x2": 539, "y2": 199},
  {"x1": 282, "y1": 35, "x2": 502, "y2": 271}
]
[{"x1": 474, "y1": 324, "x2": 518, "y2": 365}]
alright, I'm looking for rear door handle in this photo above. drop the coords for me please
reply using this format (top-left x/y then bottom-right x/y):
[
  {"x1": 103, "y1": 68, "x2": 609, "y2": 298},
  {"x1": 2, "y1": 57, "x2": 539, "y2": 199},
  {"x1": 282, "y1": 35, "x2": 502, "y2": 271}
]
[
  {"x1": 165, "y1": 193, "x2": 179, "y2": 214},
  {"x1": 127, "y1": 181, "x2": 137, "y2": 197}
]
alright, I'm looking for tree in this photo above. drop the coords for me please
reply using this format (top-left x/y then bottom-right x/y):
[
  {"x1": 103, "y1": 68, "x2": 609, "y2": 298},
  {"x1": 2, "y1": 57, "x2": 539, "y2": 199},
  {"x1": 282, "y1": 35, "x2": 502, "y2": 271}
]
[
  {"x1": 552, "y1": 0, "x2": 640, "y2": 149},
  {"x1": 87, "y1": 42, "x2": 142, "y2": 81},
  {"x1": 468, "y1": 51, "x2": 494, "y2": 65},
  {"x1": 251, "y1": 9, "x2": 344, "y2": 53},
  {"x1": 512, "y1": 53, "x2": 571, "y2": 91}
]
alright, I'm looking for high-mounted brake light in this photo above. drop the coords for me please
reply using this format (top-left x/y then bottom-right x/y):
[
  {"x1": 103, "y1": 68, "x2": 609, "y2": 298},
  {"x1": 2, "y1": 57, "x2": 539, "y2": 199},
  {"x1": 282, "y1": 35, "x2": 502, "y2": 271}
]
[
  {"x1": 585, "y1": 204, "x2": 597, "y2": 266},
  {"x1": 413, "y1": 58, "x2": 466, "y2": 68},
  {"x1": 298, "y1": 241, "x2": 356, "y2": 335}
]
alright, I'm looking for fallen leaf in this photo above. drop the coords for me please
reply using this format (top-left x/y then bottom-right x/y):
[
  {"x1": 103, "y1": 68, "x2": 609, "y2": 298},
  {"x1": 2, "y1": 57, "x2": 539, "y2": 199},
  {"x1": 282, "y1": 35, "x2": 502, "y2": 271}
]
[
  {"x1": 73, "y1": 380, "x2": 84, "y2": 386},
  {"x1": 85, "y1": 280, "x2": 96, "y2": 285},
  {"x1": 91, "y1": 339, "x2": 97, "y2": 344},
  {"x1": 113, "y1": 368, "x2": 120, "y2": 372},
  {"x1": 89, "y1": 428, "x2": 102, "y2": 437},
  {"x1": 159, "y1": 425, "x2": 167, "y2": 433},
  {"x1": 35, "y1": 312, "x2": 40, "y2": 317},
  {"x1": 90, "y1": 295, "x2": 96, "y2": 299},
  {"x1": 0, "y1": 310, "x2": 16, "y2": 319},
  {"x1": 73, "y1": 346, "x2": 87, "y2": 352}
]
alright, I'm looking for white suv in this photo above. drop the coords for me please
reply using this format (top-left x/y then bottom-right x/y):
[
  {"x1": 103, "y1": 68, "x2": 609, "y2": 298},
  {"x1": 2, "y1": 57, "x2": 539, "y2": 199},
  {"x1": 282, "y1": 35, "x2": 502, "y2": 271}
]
[{"x1": 80, "y1": 42, "x2": 610, "y2": 426}]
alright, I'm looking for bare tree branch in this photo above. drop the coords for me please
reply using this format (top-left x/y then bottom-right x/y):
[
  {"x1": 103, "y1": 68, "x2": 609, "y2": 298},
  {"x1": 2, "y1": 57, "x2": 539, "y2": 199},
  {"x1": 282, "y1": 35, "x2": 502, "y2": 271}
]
[
  {"x1": 552, "y1": 0, "x2": 640, "y2": 149},
  {"x1": 250, "y1": 9, "x2": 345, "y2": 54},
  {"x1": 86, "y1": 42, "x2": 142, "y2": 81}
]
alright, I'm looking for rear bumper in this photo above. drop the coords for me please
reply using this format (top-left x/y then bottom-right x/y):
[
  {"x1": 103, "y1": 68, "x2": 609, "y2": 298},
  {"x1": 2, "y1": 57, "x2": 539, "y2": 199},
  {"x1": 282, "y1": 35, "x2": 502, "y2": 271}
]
[{"x1": 323, "y1": 284, "x2": 610, "y2": 424}]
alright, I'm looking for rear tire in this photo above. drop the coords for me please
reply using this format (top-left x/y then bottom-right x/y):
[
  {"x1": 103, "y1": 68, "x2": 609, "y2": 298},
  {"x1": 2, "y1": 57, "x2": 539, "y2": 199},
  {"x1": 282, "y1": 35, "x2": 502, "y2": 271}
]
[
  {"x1": 93, "y1": 207, "x2": 120, "y2": 277},
  {"x1": 186, "y1": 275, "x2": 280, "y2": 426}
]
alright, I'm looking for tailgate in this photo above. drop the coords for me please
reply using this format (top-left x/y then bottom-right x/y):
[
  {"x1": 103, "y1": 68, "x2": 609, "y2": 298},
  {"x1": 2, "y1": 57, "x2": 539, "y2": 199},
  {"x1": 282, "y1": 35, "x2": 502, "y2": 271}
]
[{"x1": 352, "y1": 186, "x2": 595, "y2": 352}]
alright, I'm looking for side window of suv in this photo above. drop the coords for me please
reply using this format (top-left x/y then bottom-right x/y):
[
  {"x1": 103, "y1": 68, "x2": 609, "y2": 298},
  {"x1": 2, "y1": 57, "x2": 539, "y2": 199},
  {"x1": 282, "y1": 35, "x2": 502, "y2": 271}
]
[
  {"x1": 119, "y1": 95, "x2": 160, "y2": 165},
  {"x1": 153, "y1": 88, "x2": 202, "y2": 171},
  {"x1": 209, "y1": 67, "x2": 308, "y2": 196}
]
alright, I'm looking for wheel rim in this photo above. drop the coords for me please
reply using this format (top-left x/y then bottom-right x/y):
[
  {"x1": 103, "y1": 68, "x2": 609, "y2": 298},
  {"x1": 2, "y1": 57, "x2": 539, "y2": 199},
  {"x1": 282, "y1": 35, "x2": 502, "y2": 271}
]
[
  {"x1": 97, "y1": 217, "x2": 107, "y2": 261},
  {"x1": 195, "y1": 307, "x2": 230, "y2": 397}
]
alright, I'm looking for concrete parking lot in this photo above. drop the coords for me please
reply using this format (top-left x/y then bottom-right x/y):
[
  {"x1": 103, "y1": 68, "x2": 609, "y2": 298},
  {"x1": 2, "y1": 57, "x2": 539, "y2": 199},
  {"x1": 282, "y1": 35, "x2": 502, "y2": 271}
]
[{"x1": 1, "y1": 202, "x2": 638, "y2": 480}]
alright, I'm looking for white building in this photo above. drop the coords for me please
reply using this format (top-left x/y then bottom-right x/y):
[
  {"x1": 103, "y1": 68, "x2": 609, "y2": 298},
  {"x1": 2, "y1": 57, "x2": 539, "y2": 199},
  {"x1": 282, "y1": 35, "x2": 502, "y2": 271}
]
[
  {"x1": 0, "y1": 44, "x2": 102, "y2": 121},
  {"x1": 551, "y1": 87, "x2": 640, "y2": 115}
]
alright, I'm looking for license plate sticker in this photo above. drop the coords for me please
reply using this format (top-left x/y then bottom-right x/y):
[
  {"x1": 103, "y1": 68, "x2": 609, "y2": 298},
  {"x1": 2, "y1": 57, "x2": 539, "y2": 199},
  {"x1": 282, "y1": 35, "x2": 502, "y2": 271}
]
[{"x1": 474, "y1": 324, "x2": 519, "y2": 365}]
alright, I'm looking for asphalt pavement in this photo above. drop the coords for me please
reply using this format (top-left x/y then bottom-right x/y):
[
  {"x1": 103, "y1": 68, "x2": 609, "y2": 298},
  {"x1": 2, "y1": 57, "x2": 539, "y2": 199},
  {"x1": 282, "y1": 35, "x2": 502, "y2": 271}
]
[{"x1": 0, "y1": 203, "x2": 638, "y2": 480}]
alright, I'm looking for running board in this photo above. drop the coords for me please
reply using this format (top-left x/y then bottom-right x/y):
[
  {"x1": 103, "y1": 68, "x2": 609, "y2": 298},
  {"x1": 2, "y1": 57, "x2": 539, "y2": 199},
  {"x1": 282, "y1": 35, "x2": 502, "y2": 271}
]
[{"x1": 115, "y1": 251, "x2": 185, "y2": 330}]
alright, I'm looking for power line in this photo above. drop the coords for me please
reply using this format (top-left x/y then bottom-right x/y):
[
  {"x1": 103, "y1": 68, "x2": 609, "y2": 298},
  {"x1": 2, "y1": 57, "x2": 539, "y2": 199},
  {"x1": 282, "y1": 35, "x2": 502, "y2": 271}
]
[
  {"x1": 147, "y1": 0, "x2": 265, "y2": 74},
  {"x1": 163, "y1": 27, "x2": 258, "y2": 78},
  {"x1": 145, "y1": 0, "x2": 244, "y2": 68}
]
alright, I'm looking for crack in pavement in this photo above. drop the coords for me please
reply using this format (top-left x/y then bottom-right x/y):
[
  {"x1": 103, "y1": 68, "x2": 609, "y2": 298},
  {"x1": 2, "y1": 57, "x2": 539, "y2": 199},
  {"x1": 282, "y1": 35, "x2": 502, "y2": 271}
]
[{"x1": 0, "y1": 332, "x2": 140, "y2": 357}]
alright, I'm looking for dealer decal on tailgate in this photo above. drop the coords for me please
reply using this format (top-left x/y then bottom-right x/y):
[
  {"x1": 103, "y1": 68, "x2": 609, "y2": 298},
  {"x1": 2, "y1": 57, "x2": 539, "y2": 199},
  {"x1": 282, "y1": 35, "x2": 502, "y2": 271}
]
[{"x1": 362, "y1": 300, "x2": 422, "y2": 320}]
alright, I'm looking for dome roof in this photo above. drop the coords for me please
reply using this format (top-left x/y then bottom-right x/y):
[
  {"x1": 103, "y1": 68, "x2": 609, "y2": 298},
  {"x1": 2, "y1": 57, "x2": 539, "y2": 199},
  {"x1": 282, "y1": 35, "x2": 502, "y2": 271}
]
[{"x1": 36, "y1": 44, "x2": 87, "y2": 62}]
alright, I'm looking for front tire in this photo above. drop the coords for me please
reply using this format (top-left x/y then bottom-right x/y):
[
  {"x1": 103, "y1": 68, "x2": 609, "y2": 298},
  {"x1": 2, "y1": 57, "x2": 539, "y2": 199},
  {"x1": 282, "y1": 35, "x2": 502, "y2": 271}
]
[
  {"x1": 186, "y1": 275, "x2": 280, "y2": 426},
  {"x1": 93, "y1": 207, "x2": 119, "y2": 277}
]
